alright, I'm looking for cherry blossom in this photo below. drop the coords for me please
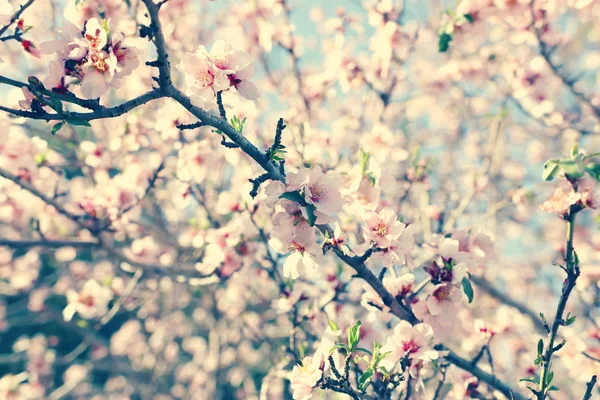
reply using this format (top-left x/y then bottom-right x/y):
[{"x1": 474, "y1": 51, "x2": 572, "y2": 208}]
[
  {"x1": 269, "y1": 224, "x2": 322, "y2": 279},
  {"x1": 379, "y1": 321, "x2": 439, "y2": 376},
  {"x1": 363, "y1": 207, "x2": 406, "y2": 248},
  {"x1": 63, "y1": 279, "x2": 113, "y2": 322},
  {"x1": 290, "y1": 356, "x2": 322, "y2": 400},
  {"x1": 177, "y1": 49, "x2": 229, "y2": 109},
  {"x1": 303, "y1": 165, "x2": 343, "y2": 217},
  {"x1": 39, "y1": 18, "x2": 139, "y2": 98}
]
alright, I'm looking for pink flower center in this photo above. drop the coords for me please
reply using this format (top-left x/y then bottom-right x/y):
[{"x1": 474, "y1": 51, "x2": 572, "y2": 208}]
[
  {"x1": 309, "y1": 184, "x2": 325, "y2": 203},
  {"x1": 374, "y1": 222, "x2": 388, "y2": 236},
  {"x1": 113, "y1": 44, "x2": 129, "y2": 64},
  {"x1": 433, "y1": 285, "x2": 452, "y2": 302},
  {"x1": 289, "y1": 241, "x2": 305, "y2": 253},
  {"x1": 402, "y1": 339, "x2": 420, "y2": 354},
  {"x1": 85, "y1": 28, "x2": 104, "y2": 49},
  {"x1": 213, "y1": 56, "x2": 232, "y2": 71},
  {"x1": 195, "y1": 69, "x2": 215, "y2": 87},
  {"x1": 228, "y1": 73, "x2": 242, "y2": 88},
  {"x1": 78, "y1": 293, "x2": 95, "y2": 307},
  {"x1": 90, "y1": 51, "x2": 111, "y2": 73}
]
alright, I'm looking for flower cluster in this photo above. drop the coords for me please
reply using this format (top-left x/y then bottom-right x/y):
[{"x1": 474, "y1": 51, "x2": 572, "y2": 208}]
[
  {"x1": 39, "y1": 18, "x2": 139, "y2": 99},
  {"x1": 380, "y1": 321, "x2": 439, "y2": 381},
  {"x1": 266, "y1": 166, "x2": 343, "y2": 279},
  {"x1": 177, "y1": 40, "x2": 259, "y2": 110}
]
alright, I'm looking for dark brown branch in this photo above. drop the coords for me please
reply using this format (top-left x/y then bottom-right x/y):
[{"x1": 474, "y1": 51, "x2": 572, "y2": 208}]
[
  {"x1": 471, "y1": 275, "x2": 546, "y2": 334},
  {"x1": 0, "y1": 75, "x2": 102, "y2": 110},
  {"x1": 0, "y1": 0, "x2": 37, "y2": 37},
  {"x1": 0, "y1": 239, "x2": 98, "y2": 248},
  {"x1": 0, "y1": 167, "x2": 215, "y2": 280},
  {"x1": 583, "y1": 375, "x2": 597, "y2": 400},
  {"x1": 0, "y1": 88, "x2": 163, "y2": 121},
  {"x1": 530, "y1": 0, "x2": 600, "y2": 121},
  {"x1": 141, "y1": 0, "x2": 172, "y2": 87}
]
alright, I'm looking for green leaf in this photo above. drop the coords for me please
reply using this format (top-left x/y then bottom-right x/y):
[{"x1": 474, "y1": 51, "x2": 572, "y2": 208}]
[
  {"x1": 355, "y1": 347, "x2": 373, "y2": 356},
  {"x1": 542, "y1": 160, "x2": 559, "y2": 181},
  {"x1": 347, "y1": 321, "x2": 362, "y2": 351},
  {"x1": 520, "y1": 377, "x2": 538, "y2": 384},
  {"x1": 560, "y1": 160, "x2": 585, "y2": 179},
  {"x1": 51, "y1": 121, "x2": 65, "y2": 135},
  {"x1": 547, "y1": 371, "x2": 554, "y2": 385},
  {"x1": 438, "y1": 32, "x2": 453, "y2": 52},
  {"x1": 360, "y1": 150, "x2": 369, "y2": 175},
  {"x1": 378, "y1": 365, "x2": 390, "y2": 380},
  {"x1": 547, "y1": 386, "x2": 560, "y2": 392},
  {"x1": 66, "y1": 119, "x2": 92, "y2": 127},
  {"x1": 464, "y1": 13, "x2": 474, "y2": 23},
  {"x1": 585, "y1": 163, "x2": 600, "y2": 181},
  {"x1": 461, "y1": 277, "x2": 474, "y2": 303},
  {"x1": 537, "y1": 339, "x2": 544, "y2": 356},
  {"x1": 279, "y1": 191, "x2": 304, "y2": 203},
  {"x1": 329, "y1": 343, "x2": 349, "y2": 355},
  {"x1": 305, "y1": 204, "x2": 317, "y2": 227},
  {"x1": 358, "y1": 367, "x2": 374, "y2": 391},
  {"x1": 571, "y1": 144, "x2": 580, "y2": 158},
  {"x1": 328, "y1": 319, "x2": 339, "y2": 331}
]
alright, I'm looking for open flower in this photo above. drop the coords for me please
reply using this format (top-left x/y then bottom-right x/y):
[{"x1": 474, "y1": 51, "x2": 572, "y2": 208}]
[
  {"x1": 111, "y1": 32, "x2": 140, "y2": 81},
  {"x1": 39, "y1": 20, "x2": 87, "y2": 60},
  {"x1": 63, "y1": 279, "x2": 113, "y2": 322},
  {"x1": 379, "y1": 321, "x2": 439, "y2": 376},
  {"x1": 80, "y1": 50, "x2": 118, "y2": 98},
  {"x1": 290, "y1": 356, "x2": 322, "y2": 400},
  {"x1": 228, "y1": 63, "x2": 260, "y2": 100},
  {"x1": 303, "y1": 166, "x2": 344, "y2": 217},
  {"x1": 177, "y1": 50, "x2": 229, "y2": 109},
  {"x1": 540, "y1": 187, "x2": 597, "y2": 217},
  {"x1": 202, "y1": 39, "x2": 251, "y2": 73},
  {"x1": 269, "y1": 224, "x2": 322, "y2": 279},
  {"x1": 363, "y1": 207, "x2": 406, "y2": 248},
  {"x1": 84, "y1": 18, "x2": 108, "y2": 50},
  {"x1": 39, "y1": 18, "x2": 138, "y2": 99}
]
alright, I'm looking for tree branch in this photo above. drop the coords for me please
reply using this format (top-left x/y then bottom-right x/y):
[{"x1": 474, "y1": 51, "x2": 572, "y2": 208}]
[
  {"x1": 0, "y1": 88, "x2": 163, "y2": 121},
  {"x1": 0, "y1": 0, "x2": 36, "y2": 37},
  {"x1": 471, "y1": 275, "x2": 546, "y2": 334}
]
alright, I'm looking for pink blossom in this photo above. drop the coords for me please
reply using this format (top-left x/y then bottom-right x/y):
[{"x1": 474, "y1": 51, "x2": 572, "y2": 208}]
[
  {"x1": 202, "y1": 39, "x2": 252, "y2": 74},
  {"x1": 111, "y1": 32, "x2": 140, "y2": 81},
  {"x1": 290, "y1": 356, "x2": 322, "y2": 400},
  {"x1": 39, "y1": 18, "x2": 138, "y2": 99},
  {"x1": 177, "y1": 49, "x2": 230, "y2": 110},
  {"x1": 83, "y1": 18, "x2": 108, "y2": 51},
  {"x1": 63, "y1": 279, "x2": 113, "y2": 322},
  {"x1": 363, "y1": 207, "x2": 406, "y2": 248},
  {"x1": 269, "y1": 224, "x2": 322, "y2": 279},
  {"x1": 303, "y1": 166, "x2": 344, "y2": 217},
  {"x1": 39, "y1": 20, "x2": 86, "y2": 60},
  {"x1": 379, "y1": 321, "x2": 439, "y2": 376},
  {"x1": 228, "y1": 63, "x2": 260, "y2": 100},
  {"x1": 539, "y1": 187, "x2": 597, "y2": 216},
  {"x1": 18, "y1": 87, "x2": 36, "y2": 110}
]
